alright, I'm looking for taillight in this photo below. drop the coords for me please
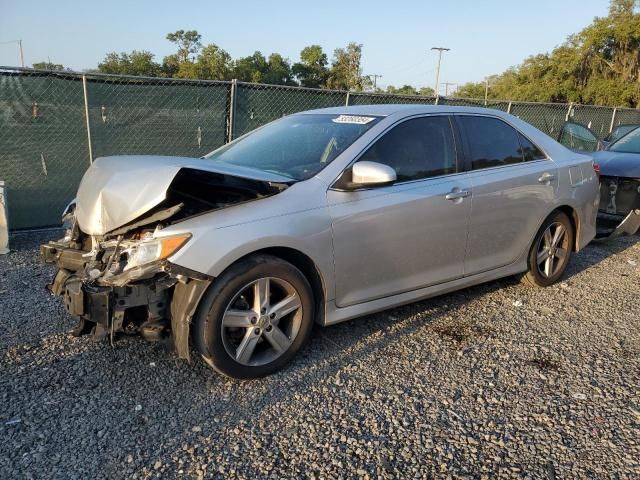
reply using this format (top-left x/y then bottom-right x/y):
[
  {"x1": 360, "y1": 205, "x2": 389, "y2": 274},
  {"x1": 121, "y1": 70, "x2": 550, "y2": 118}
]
[{"x1": 593, "y1": 162, "x2": 600, "y2": 178}]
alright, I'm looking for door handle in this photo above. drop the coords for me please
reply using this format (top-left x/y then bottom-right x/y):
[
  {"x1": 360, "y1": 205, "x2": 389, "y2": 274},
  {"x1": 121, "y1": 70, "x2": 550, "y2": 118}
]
[
  {"x1": 538, "y1": 172, "x2": 556, "y2": 183},
  {"x1": 445, "y1": 189, "x2": 471, "y2": 201}
]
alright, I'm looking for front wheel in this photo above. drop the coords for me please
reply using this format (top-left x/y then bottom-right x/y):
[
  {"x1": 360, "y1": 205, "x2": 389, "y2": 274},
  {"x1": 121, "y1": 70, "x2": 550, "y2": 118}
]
[
  {"x1": 192, "y1": 254, "x2": 314, "y2": 379},
  {"x1": 520, "y1": 211, "x2": 574, "y2": 288}
]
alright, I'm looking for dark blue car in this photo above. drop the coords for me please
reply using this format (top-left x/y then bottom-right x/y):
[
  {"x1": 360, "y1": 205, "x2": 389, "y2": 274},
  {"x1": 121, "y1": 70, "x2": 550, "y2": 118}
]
[{"x1": 592, "y1": 127, "x2": 640, "y2": 237}]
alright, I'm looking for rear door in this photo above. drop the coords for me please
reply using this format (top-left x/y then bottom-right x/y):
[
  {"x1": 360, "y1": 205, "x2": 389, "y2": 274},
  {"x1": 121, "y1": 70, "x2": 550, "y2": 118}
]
[
  {"x1": 328, "y1": 115, "x2": 471, "y2": 307},
  {"x1": 455, "y1": 114, "x2": 559, "y2": 276}
]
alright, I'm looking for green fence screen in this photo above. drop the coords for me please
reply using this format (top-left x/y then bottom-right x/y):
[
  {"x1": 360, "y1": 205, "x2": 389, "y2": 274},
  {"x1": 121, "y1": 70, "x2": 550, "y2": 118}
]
[{"x1": 2, "y1": 67, "x2": 640, "y2": 230}]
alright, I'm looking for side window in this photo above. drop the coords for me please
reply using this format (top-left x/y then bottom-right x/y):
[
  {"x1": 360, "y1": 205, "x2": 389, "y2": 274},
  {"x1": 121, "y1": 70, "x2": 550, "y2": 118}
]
[
  {"x1": 358, "y1": 116, "x2": 456, "y2": 182},
  {"x1": 558, "y1": 122, "x2": 599, "y2": 152},
  {"x1": 459, "y1": 116, "x2": 523, "y2": 170},
  {"x1": 518, "y1": 133, "x2": 546, "y2": 161}
]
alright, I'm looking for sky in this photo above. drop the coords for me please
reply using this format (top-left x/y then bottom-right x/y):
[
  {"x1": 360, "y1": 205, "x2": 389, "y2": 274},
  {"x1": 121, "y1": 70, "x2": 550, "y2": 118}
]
[{"x1": 0, "y1": 0, "x2": 610, "y2": 93}]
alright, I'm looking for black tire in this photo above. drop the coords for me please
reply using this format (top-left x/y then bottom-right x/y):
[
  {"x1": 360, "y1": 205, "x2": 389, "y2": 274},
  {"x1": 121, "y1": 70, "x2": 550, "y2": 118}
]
[
  {"x1": 193, "y1": 254, "x2": 314, "y2": 379},
  {"x1": 520, "y1": 211, "x2": 574, "y2": 288}
]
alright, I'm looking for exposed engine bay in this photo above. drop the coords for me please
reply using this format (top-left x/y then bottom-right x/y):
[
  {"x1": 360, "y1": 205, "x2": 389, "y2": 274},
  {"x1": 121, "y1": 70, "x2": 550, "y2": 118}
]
[
  {"x1": 41, "y1": 162, "x2": 289, "y2": 360},
  {"x1": 597, "y1": 175, "x2": 640, "y2": 238}
]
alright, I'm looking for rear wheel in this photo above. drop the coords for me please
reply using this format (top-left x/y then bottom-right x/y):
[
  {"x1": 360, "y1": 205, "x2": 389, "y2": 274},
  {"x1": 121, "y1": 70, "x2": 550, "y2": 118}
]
[
  {"x1": 520, "y1": 211, "x2": 574, "y2": 287},
  {"x1": 193, "y1": 254, "x2": 314, "y2": 379}
]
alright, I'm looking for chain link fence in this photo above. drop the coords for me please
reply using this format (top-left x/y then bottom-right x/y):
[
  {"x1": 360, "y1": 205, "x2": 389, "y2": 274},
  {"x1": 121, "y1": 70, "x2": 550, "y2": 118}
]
[{"x1": 2, "y1": 66, "x2": 640, "y2": 229}]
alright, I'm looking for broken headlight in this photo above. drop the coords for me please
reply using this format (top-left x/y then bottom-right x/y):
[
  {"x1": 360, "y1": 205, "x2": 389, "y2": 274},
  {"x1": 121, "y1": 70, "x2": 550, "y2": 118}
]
[{"x1": 124, "y1": 233, "x2": 191, "y2": 271}]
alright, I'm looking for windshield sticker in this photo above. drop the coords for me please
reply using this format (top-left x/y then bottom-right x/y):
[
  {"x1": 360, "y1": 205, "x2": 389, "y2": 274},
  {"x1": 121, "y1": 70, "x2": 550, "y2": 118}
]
[{"x1": 332, "y1": 115, "x2": 376, "y2": 125}]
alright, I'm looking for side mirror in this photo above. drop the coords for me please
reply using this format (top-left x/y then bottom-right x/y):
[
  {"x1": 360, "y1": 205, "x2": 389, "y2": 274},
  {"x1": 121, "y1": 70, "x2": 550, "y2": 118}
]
[{"x1": 349, "y1": 161, "x2": 397, "y2": 188}]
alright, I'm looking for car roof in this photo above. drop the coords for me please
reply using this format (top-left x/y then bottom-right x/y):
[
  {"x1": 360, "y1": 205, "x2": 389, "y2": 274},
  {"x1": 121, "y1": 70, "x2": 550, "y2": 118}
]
[
  {"x1": 298, "y1": 104, "x2": 507, "y2": 117},
  {"x1": 299, "y1": 103, "x2": 586, "y2": 163}
]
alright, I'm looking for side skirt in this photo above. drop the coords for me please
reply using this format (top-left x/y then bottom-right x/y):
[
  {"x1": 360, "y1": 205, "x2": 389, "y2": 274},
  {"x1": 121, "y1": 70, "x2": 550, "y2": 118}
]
[{"x1": 322, "y1": 259, "x2": 527, "y2": 326}]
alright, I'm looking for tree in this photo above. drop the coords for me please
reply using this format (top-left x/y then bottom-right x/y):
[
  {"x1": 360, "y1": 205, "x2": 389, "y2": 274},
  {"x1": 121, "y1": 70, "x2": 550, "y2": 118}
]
[
  {"x1": 192, "y1": 43, "x2": 233, "y2": 80},
  {"x1": 327, "y1": 43, "x2": 365, "y2": 90},
  {"x1": 385, "y1": 85, "x2": 418, "y2": 95},
  {"x1": 164, "y1": 30, "x2": 203, "y2": 78},
  {"x1": 457, "y1": 0, "x2": 640, "y2": 107},
  {"x1": 165, "y1": 30, "x2": 202, "y2": 64},
  {"x1": 32, "y1": 61, "x2": 64, "y2": 71},
  {"x1": 263, "y1": 53, "x2": 296, "y2": 85},
  {"x1": 233, "y1": 51, "x2": 269, "y2": 83},
  {"x1": 292, "y1": 45, "x2": 329, "y2": 88},
  {"x1": 382, "y1": 85, "x2": 435, "y2": 96},
  {"x1": 418, "y1": 87, "x2": 435, "y2": 96},
  {"x1": 97, "y1": 50, "x2": 162, "y2": 76}
]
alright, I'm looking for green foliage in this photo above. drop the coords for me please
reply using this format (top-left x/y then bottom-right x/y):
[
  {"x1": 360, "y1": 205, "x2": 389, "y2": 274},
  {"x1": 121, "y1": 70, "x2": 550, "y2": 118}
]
[
  {"x1": 97, "y1": 50, "x2": 162, "y2": 76},
  {"x1": 233, "y1": 51, "x2": 269, "y2": 83},
  {"x1": 326, "y1": 43, "x2": 365, "y2": 90},
  {"x1": 457, "y1": 0, "x2": 640, "y2": 107},
  {"x1": 165, "y1": 30, "x2": 202, "y2": 64},
  {"x1": 292, "y1": 45, "x2": 329, "y2": 88},
  {"x1": 193, "y1": 44, "x2": 233, "y2": 80},
  {"x1": 32, "y1": 61, "x2": 65, "y2": 71},
  {"x1": 262, "y1": 53, "x2": 296, "y2": 85},
  {"x1": 382, "y1": 85, "x2": 435, "y2": 96}
]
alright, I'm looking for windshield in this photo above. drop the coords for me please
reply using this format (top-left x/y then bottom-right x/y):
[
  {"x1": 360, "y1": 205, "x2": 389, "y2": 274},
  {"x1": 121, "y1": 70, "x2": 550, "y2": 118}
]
[
  {"x1": 609, "y1": 127, "x2": 640, "y2": 154},
  {"x1": 204, "y1": 114, "x2": 381, "y2": 180},
  {"x1": 609, "y1": 124, "x2": 639, "y2": 142}
]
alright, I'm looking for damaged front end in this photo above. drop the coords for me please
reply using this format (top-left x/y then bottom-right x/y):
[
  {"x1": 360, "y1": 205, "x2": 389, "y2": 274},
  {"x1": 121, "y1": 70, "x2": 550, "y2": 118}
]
[
  {"x1": 41, "y1": 156, "x2": 291, "y2": 360},
  {"x1": 596, "y1": 175, "x2": 640, "y2": 238},
  {"x1": 41, "y1": 213, "x2": 212, "y2": 361}
]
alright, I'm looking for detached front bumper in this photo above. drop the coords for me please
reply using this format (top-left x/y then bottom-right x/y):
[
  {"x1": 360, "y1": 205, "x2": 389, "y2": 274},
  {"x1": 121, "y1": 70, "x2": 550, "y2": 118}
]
[
  {"x1": 596, "y1": 176, "x2": 640, "y2": 239},
  {"x1": 597, "y1": 210, "x2": 640, "y2": 239},
  {"x1": 41, "y1": 242, "x2": 212, "y2": 360}
]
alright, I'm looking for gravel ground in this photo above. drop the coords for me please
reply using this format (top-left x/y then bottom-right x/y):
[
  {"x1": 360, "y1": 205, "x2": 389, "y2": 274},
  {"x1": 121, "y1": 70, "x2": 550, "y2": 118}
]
[{"x1": 1, "y1": 231, "x2": 639, "y2": 479}]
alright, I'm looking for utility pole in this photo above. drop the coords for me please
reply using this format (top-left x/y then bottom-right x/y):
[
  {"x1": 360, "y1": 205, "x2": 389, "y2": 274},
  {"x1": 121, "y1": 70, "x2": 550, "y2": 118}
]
[
  {"x1": 484, "y1": 78, "x2": 490, "y2": 105},
  {"x1": 443, "y1": 82, "x2": 456, "y2": 96},
  {"x1": 367, "y1": 74, "x2": 383, "y2": 91},
  {"x1": 0, "y1": 39, "x2": 25, "y2": 67},
  {"x1": 431, "y1": 47, "x2": 450, "y2": 97}
]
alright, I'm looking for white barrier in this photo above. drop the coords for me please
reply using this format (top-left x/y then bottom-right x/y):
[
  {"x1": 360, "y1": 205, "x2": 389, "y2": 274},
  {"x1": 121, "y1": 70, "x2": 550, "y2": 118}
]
[{"x1": 0, "y1": 181, "x2": 8, "y2": 254}]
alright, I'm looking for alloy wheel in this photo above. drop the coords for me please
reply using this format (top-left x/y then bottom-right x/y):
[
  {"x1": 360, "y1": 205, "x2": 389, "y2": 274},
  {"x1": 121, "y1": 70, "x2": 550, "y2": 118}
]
[
  {"x1": 536, "y1": 222, "x2": 569, "y2": 278},
  {"x1": 221, "y1": 277, "x2": 303, "y2": 366}
]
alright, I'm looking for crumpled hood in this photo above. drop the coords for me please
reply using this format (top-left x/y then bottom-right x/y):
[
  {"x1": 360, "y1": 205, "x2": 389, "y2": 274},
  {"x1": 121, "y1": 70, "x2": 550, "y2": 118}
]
[
  {"x1": 76, "y1": 155, "x2": 292, "y2": 235},
  {"x1": 592, "y1": 151, "x2": 640, "y2": 178}
]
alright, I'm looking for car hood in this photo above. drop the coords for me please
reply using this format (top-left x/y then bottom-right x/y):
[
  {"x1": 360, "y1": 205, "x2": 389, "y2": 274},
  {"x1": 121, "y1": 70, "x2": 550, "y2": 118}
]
[
  {"x1": 591, "y1": 150, "x2": 640, "y2": 178},
  {"x1": 75, "y1": 155, "x2": 293, "y2": 236}
]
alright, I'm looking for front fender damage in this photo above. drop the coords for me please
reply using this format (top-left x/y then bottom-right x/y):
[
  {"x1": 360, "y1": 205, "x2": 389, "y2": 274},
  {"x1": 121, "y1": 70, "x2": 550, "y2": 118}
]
[{"x1": 171, "y1": 278, "x2": 211, "y2": 361}]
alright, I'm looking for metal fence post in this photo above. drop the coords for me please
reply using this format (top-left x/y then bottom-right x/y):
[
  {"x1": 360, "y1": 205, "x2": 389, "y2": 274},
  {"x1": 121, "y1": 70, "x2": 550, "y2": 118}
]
[
  {"x1": 0, "y1": 181, "x2": 8, "y2": 254},
  {"x1": 507, "y1": 101, "x2": 512, "y2": 114},
  {"x1": 228, "y1": 79, "x2": 238, "y2": 142},
  {"x1": 82, "y1": 74, "x2": 94, "y2": 164},
  {"x1": 609, "y1": 107, "x2": 618, "y2": 133},
  {"x1": 565, "y1": 102, "x2": 574, "y2": 122},
  {"x1": 345, "y1": 91, "x2": 350, "y2": 106}
]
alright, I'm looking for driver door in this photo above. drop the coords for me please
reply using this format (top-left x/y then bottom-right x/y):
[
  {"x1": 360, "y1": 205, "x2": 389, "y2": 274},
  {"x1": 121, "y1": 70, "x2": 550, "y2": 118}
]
[{"x1": 327, "y1": 115, "x2": 471, "y2": 307}]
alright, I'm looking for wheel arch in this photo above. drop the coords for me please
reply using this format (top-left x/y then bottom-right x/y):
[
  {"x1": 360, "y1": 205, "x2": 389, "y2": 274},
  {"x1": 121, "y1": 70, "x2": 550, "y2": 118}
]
[
  {"x1": 555, "y1": 204, "x2": 580, "y2": 252},
  {"x1": 215, "y1": 246, "x2": 327, "y2": 326}
]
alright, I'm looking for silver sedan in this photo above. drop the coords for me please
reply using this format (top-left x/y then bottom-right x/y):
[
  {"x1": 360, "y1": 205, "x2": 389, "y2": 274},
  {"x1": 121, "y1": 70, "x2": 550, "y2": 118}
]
[{"x1": 42, "y1": 105, "x2": 600, "y2": 378}]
